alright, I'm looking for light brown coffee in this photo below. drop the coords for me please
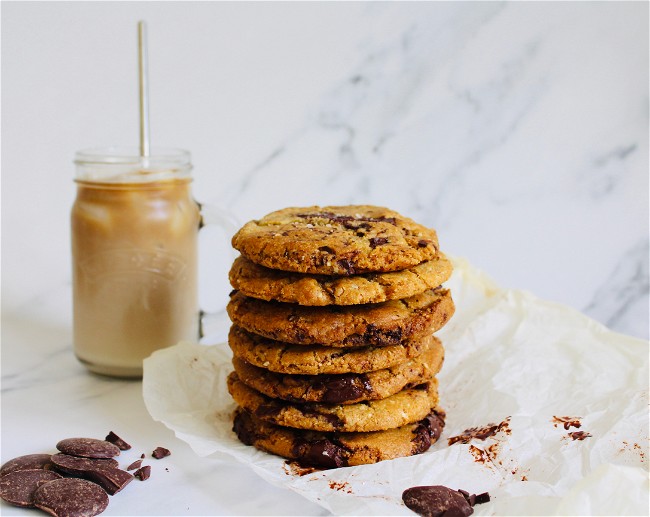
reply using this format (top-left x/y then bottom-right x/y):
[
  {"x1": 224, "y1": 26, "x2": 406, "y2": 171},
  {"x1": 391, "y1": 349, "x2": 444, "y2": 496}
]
[{"x1": 71, "y1": 176, "x2": 200, "y2": 377}]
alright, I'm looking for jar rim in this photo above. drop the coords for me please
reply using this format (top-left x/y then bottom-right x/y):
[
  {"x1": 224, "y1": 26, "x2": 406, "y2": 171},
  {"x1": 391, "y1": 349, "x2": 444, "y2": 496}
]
[{"x1": 74, "y1": 146, "x2": 191, "y2": 166}]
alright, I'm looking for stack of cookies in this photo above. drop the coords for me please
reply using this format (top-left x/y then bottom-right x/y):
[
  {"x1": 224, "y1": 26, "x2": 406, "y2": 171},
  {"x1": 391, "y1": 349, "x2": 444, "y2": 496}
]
[{"x1": 225, "y1": 205, "x2": 454, "y2": 468}]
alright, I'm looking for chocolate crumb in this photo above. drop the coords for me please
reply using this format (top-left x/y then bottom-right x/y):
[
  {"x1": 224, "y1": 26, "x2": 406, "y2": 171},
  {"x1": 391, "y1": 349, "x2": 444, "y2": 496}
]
[
  {"x1": 105, "y1": 432, "x2": 131, "y2": 451},
  {"x1": 134, "y1": 465, "x2": 151, "y2": 481},
  {"x1": 552, "y1": 416, "x2": 582, "y2": 430},
  {"x1": 152, "y1": 447, "x2": 171, "y2": 459},
  {"x1": 140, "y1": 453, "x2": 145, "y2": 459},
  {"x1": 569, "y1": 431, "x2": 592, "y2": 441}
]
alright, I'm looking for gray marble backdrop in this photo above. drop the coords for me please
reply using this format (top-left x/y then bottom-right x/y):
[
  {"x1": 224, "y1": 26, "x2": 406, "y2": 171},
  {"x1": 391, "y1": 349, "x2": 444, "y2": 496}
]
[{"x1": 2, "y1": 1, "x2": 648, "y2": 339}]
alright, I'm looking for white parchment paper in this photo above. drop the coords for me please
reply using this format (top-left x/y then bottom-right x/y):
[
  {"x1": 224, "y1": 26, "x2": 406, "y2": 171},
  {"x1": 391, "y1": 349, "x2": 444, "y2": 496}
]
[{"x1": 143, "y1": 258, "x2": 649, "y2": 515}]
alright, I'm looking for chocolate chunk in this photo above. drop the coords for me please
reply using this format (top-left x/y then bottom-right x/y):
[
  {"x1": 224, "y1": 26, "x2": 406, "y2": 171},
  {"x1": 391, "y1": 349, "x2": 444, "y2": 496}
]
[
  {"x1": 337, "y1": 259, "x2": 356, "y2": 275},
  {"x1": 473, "y1": 492, "x2": 490, "y2": 505},
  {"x1": 126, "y1": 459, "x2": 143, "y2": 471},
  {"x1": 254, "y1": 402, "x2": 283, "y2": 420},
  {"x1": 1, "y1": 454, "x2": 53, "y2": 477},
  {"x1": 134, "y1": 465, "x2": 151, "y2": 481},
  {"x1": 368, "y1": 237, "x2": 389, "y2": 248},
  {"x1": 56, "y1": 438, "x2": 120, "y2": 459},
  {"x1": 34, "y1": 478, "x2": 109, "y2": 517},
  {"x1": 402, "y1": 485, "x2": 473, "y2": 517},
  {"x1": 0, "y1": 469, "x2": 62, "y2": 508},
  {"x1": 104, "y1": 432, "x2": 131, "y2": 451},
  {"x1": 152, "y1": 447, "x2": 171, "y2": 459},
  {"x1": 51, "y1": 453, "x2": 132, "y2": 495},
  {"x1": 361, "y1": 324, "x2": 403, "y2": 346},
  {"x1": 297, "y1": 212, "x2": 397, "y2": 227},
  {"x1": 417, "y1": 239, "x2": 431, "y2": 247}
]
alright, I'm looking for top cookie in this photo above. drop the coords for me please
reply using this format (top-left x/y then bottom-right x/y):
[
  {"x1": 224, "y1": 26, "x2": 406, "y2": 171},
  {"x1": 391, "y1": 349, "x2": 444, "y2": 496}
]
[{"x1": 231, "y1": 205, "x2": 439, "y2": 275}]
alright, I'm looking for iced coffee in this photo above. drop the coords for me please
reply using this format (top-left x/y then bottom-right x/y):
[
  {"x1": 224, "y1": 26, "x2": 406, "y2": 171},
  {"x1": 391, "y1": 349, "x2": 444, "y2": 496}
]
[{"x1": 72, "y1": 149, "x2": 200, "y2": 378}]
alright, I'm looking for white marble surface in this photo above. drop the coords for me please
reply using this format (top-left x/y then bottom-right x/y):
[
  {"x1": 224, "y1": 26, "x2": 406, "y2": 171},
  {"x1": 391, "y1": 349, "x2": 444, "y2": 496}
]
[{"x1": 1, "y1": 2, "x2": 648, "y2": 516}]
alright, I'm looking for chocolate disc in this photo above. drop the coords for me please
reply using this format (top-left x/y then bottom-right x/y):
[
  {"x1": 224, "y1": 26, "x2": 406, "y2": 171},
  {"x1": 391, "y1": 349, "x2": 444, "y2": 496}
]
[
  {"x1": 0, "y1": 469, "x2": 62, "y2": 508},
  {"x1": 34, "y1": 478, "x2": 109, "y2": 517},
  {"x1": 0, "y1": 454, "x2": 53, "y2": 477},
  {"x1": 56, "y1": 438, "x2": 120, "y2": 459}
]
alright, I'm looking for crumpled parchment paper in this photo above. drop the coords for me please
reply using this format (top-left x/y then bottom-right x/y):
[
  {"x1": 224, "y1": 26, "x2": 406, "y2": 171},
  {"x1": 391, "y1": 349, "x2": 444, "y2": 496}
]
[{"x1": 143, "y1": 257, "x2": 649, "y2": 515}]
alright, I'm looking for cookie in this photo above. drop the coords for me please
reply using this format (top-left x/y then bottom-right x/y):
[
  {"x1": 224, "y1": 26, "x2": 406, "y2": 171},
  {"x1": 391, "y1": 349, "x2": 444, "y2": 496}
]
[
  {"x1": 227, "y1": 287, "x2": 453, "y2": 347},
  {"x1": 228, "y1": 252, "x2": 453, "y2": 306},
  {"x1": 231, "y1": 338, "x2": 444, "y2": 404},
  {"x1": 232, "y1": 407, "x2": 446, "y2": 468},
  {"x1": 228, "y1": 372, "x2": 439, "y2": 432},
  {"x1": 231, "y1": 205, "x2": 439, "y2": 275},
  {"x1": 228, "y1": 325, "x2": 435, "y2": 375}
]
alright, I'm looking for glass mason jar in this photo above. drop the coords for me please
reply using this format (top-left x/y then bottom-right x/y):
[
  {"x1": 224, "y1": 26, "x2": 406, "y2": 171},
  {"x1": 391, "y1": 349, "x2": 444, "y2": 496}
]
[{"x1": 71, "y1": 148, "x2": 202, "y2": 378}]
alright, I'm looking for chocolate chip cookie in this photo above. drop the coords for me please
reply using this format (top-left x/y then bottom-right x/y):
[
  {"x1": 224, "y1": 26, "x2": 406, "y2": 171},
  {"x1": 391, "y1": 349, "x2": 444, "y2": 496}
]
[
  {"x1": 231, "y1": 205, "x2": 439, "y2": 275},
  {"x1": 231, "y1": 338, "x2": 444, "y2": 404},
  {"x1": 232, "y1": 407, "x2": 445, "y2": 468},
  {"x1": 228, "y1": 325, "x2": 436, "y2": 375},
  {"x1": 227, "y1": 287, "x2": 454, "y2": 347},
  {"x1": 229, "y1": 252, "x2": 453, "y2": 306},
  {"x1": 228, "y1": 372, "x2": 439, "y2": 432}
]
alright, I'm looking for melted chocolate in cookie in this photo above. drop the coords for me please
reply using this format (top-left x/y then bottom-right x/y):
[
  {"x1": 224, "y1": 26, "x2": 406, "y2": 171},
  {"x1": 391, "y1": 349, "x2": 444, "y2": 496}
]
[
  {"x1": 291, "y1": 438, "x2": 348, "y2": 469},
  {"x1": 313, "y1": 373, "x2": 373, "y2": 404}
]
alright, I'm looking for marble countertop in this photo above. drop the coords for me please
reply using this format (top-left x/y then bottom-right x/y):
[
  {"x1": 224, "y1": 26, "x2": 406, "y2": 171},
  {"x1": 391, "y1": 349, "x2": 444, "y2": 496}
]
[{"x1": 2, "y1": 2, "x2": 647, "y2": 515}]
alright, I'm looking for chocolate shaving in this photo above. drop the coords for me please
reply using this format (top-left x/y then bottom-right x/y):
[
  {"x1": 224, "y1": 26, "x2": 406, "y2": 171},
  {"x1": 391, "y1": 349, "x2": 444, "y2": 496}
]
[
  {"x1": 126, "y1": 459, "x2": 143, "y2": 471},
  {"x1": 448, "y1": 418, "x2": 511, "y2": 445}
]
